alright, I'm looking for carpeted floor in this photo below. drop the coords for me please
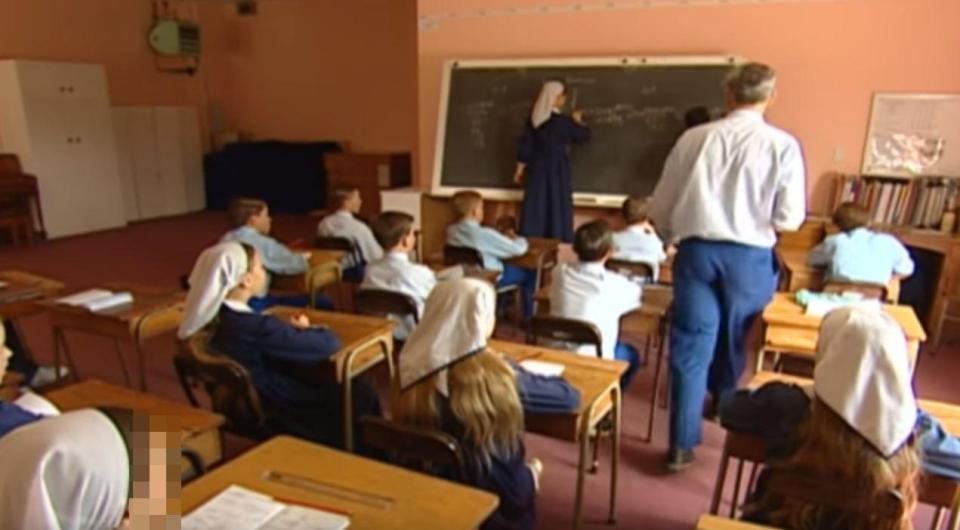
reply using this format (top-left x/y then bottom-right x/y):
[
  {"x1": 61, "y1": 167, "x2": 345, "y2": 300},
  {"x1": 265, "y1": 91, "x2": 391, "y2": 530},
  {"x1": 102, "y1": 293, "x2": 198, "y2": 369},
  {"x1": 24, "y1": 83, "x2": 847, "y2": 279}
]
[{"x1": 1, "y1": 211, "x2": 956, "y2": 529}]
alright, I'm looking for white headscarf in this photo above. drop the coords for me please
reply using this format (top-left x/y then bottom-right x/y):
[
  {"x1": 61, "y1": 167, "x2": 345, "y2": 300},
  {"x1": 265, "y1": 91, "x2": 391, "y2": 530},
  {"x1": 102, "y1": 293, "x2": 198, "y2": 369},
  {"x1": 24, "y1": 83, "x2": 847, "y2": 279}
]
[
  {"x1": 399, "y1": 278, "x2": 497, "y2": 396},
  {"x1": 0, "y1": 409, "x2": 129, "y2": 530},
  {"x1": 814, "y1": 306, "x2": 917, "y2": 457},
  {"x1": 177, "y1": 242, "x2": 249, "y2": 339},
  {"x1": 531, "y1": 80, "x2": 565, "y2": 129}
]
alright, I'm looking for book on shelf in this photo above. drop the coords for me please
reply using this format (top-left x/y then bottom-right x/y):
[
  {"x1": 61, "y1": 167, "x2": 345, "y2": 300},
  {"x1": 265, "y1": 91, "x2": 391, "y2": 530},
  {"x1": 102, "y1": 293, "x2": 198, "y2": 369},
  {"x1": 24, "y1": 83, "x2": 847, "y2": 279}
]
[{"x1": 830, "y1": 174, "x2": 960, "y2": 231}]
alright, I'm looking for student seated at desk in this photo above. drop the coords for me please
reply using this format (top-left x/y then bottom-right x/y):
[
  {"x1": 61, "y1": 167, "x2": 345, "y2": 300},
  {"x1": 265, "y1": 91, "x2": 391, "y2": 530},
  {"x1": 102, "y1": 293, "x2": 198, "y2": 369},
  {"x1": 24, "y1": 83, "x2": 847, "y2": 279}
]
[
  {"x1": 0, "y1": 319, "x2": 44, "y2": 437},
  {"x1": 221, "y1": 197, "x2": 333, "y2": 311},
  {"x1": 317, "y1": 187, "x2": 383, "y2": 282},
  {"x1": 396, "y1": 279, "x2": 579, "y2": 530},
  {"x1": 178, "y1": 242, "x2": 378, "y2": 448},
  {"x1": 0, "y1": 409, "x2": 131, "y2": 530},
  {"x1": 612, "y1": 196, "x2": 668, "y2": 281},
  {"x1": 807, "y1": 202, "x2": 915, "y2": 286},
  {"x1": 720, "y1": 307, "x2": 960, "y2": 529},
  {"x1": 446, "y1": 190, "x2": 537, "y2": 319},
  {"x1": 361, "y1": 211, "x2": 437, "y2": 341},
  {"x1": 550, "y1": 220, "x2": 643, "y2": 388}
]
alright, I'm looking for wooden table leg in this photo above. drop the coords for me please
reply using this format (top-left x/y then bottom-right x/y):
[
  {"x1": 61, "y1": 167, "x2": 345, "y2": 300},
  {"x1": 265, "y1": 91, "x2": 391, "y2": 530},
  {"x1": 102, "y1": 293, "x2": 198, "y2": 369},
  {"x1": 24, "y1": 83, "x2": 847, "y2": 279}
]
[
  {"x1": 646, "y1": 323, "x2": 667, "y2": 443},
  {"x1": 573, "y1": 412, "x2": 590, "y2": 530},
  {"x1": 112, "y1": 339, "x2": 134, "y2": 389},
  {"x1": 608, "y1": 385, "x2": 621, "y2": 524}
]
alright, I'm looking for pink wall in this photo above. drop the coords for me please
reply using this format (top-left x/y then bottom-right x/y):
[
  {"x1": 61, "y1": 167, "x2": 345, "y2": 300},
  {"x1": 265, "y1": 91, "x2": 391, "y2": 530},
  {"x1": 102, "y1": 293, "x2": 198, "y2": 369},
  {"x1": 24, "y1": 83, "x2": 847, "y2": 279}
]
[
  {"x1": 418, "y1": 0, "x2": 960, "y2": 212},
  {"x1": 201, "y1": 0, "x2": 419, "y2": 156},
  {"x1": 0, "y1": 0, "x2": 207, "y2": 106}
]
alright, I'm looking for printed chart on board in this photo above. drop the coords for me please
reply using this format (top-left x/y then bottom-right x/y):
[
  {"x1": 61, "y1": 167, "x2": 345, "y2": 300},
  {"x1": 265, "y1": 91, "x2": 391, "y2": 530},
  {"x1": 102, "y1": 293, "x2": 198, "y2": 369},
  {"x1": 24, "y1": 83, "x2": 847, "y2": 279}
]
[{"x1": 862, "y1": 93, "x2": 960, "y2": 178}]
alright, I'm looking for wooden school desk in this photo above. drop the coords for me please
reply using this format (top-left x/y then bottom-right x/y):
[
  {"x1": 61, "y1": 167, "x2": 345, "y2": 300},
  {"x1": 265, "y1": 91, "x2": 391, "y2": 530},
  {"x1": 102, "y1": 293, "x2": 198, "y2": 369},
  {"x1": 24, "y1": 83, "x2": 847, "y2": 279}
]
[
  {"x1": 42, "y1": 283, "x2": 184, "y2": 391},
  {"x1": 493, "y1": 339, "x2": 628, "y2": 529},
  {"x1": 269, "y1": 249, "x2": 345, "y2": 307},
  {"x1": 776, "y1": 247, "x2": 901, "y2": 302},
  {"x1": 696, "y1": 514, "x2": 779, "y2": 530},
  {"x1": 533, "y1": 283, "x2": 673, "y2": 442},
  {"x1": 0, "y1": 270, "x2": 65, "y2": 371},
  {"x1": 44, "y1": 378, "x2": 225, "y2": 466},
  {"x1": 757, "y1": 292, "x2": 926, "y2": 373},
  {"x1": 0, "y1": 270, "x2": 64, "y2": 320},
  {"x1": 266, "y1": 306, "x2": 393, "y2": 451},
  {"x1": 181, "y1": 435, "x2": 499, "y2": 530}
]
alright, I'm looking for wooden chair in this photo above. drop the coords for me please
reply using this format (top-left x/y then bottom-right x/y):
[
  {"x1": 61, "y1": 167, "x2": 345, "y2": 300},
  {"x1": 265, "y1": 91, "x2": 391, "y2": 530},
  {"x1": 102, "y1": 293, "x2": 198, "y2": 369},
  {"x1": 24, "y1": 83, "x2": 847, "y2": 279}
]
[
  {"x1": 354, "y1": 288, "x2": 418, "y2": 355},
  {"x1": 525, "y1": 315, "x2": 610, "y2": 472},
  {"x1": 766, "y1": 468, "x2": 906, "y2": 521},
  {"x1": 316, "y1": 235, "x2": 363, "y2": 285},
  {"x1": 711, "y1": 430, "x2": 960, "y2": 530},
  {"x1": 359, "y1": 416, "x2": 466, "y2": 481},
  {"x1": 180, "y1": 446, "x2": 207, "y2": 483},
  {"x1": 174, "y1": 331, "x2": 271, "y2": 441},
  {"x1": 605, "y1": 259, "x2": 655, "y2": 282},
  {"x1": 0, "y1": 191, "x2": 33, "y2": 247},
  {"x1": 823, "y1": 280, "x2": 889, "y2": 301},
  {"x1": 526, "y1": 315, "x2": 603, "y2": 358},
  {"x1": 443, "y1": 244, "x2": 522, "y2": 322}
]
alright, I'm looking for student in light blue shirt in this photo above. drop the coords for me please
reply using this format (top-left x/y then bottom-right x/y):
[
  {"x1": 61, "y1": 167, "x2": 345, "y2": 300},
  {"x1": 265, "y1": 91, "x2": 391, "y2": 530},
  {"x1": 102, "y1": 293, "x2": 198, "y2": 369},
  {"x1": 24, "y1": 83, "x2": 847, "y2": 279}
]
[
  {"x1": 807, "y1": 202, "x2": 915, "y2": 286},
  {"x1": 446, "y1": 190, "x2": 536, "y2": 318},
  {"x1": 612, "y1": 196, "x2": 668, "y2": 281},
  {"x1": 221, "y1": 197, "x2": 333, "y2": 311},
  {"x1": 361, "y1": 211, "x2": 437, "y2": 341},
  {"x1": 317, "y1": 188, "x2": 383, "y2": 282}
]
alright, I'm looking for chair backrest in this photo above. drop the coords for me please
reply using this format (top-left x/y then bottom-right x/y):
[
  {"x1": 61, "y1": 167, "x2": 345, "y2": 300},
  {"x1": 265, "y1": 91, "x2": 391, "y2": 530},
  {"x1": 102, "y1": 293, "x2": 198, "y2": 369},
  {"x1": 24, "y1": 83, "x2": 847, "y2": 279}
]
[
  {"x1": 526, "y1": 315, "x2": 603, "y2": 358},
  {"x1": 764, "y1": 468, "x2": 905, "y2": 522},
  {"x1": 174, "y1": 331, "x2": 269, "y2": 439},
  {"x1": 359, "y1": 416, "x2": 466, "y2": 480},
  {"x1": 823, "y1": 280, "x2": 888, "y2": 301},
  {"x1": 0, "y1": 154, "x2": 23, "y2": 174},
  {"x1": 315, "y1": 235, "x2": 356, "y2": 253},
  {"x1": 355, "y1": 288, "x2": 419, "y2": 323},
  {"x1": 605, "y1": 259, "x2": 655, "y2": 281},
  {"x1": 443, "y1": 244, "x2": 484, "y2": 268}
]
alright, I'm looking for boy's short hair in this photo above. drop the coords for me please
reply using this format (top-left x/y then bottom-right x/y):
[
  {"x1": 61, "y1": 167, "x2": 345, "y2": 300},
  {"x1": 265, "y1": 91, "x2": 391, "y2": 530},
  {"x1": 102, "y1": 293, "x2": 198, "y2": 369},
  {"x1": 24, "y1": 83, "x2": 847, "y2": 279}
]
[
  {"x1": 573, "y1": 220, "x2": 614, "y2": 262},
  {"x1": 228, "y1": 197, "x2": 267, "y2": 228},
  {"x1": 833, "y1": 202, "x2": 870, "y2": 232},
  {"x1": 372, "y1": 211, "x2": 415, "y2": 250},
  {"x1": 621, "y1": 196, "x2": 650, "y2": 225},
  {"x1": 332, "y1": 187, "x2": 359, "y2": 209},
  {"x1": 452, "y1": 191, "x2": 483, "y2": 218}
]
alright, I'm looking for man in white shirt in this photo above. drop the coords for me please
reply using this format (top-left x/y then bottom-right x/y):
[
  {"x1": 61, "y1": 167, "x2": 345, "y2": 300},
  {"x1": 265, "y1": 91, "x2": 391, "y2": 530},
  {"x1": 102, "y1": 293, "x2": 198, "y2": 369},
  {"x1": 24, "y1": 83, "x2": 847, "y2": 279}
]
[
  {"x1": 649, "y1": 63, "x2": 806, "y2": 471},
  {"x1": 550, "y1": 220, "x2": 642, "y2": 387},
  {"x1": 361, "y1": 211, "x2": 437, "y2": 340},
  {"x1": 317, "y1": 188, "x2": 383, "y2": 281}
]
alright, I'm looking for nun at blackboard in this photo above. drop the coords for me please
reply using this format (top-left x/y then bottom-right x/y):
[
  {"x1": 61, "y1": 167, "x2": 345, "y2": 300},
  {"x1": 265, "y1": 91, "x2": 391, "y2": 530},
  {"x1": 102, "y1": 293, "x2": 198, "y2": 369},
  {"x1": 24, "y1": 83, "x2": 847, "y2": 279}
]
[{"x1": 514, "y1": 81, "x2": 590, "y2": 243}]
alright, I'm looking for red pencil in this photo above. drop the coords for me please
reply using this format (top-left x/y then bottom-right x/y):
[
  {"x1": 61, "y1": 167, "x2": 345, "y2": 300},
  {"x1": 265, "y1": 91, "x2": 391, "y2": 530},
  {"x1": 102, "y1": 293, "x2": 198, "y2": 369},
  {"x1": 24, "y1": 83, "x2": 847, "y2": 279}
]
[{"x1": 274, "y1": 496, "x2": 352, "y2": 517}]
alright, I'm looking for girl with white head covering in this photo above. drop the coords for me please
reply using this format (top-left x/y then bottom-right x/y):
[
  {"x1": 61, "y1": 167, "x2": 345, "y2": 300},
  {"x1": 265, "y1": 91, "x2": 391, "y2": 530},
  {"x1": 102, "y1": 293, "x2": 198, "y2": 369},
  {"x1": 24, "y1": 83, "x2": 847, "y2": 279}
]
[
  {"x1": 395, "y1": 279, "x2": 578, "y2": 530},
  {"x1": 0, "y1": 409, "x2": 130, "y2": 530},
  {"x1": 720, "y1": 306, "x2": 960, "y2": 529},
  {"x1": 513, "y1": 80, "x2": 590, "y2": 244},
  {"x1": 182, "y1": 241, "x2": 377, "y2": 448}
]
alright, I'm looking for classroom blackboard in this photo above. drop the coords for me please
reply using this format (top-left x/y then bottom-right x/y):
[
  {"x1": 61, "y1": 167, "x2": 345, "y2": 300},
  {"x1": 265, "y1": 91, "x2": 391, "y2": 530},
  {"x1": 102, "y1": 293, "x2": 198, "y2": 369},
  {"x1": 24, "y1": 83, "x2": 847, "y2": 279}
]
[{"x1": 432, "y1": 57, "x2": 736, "y2": 203}]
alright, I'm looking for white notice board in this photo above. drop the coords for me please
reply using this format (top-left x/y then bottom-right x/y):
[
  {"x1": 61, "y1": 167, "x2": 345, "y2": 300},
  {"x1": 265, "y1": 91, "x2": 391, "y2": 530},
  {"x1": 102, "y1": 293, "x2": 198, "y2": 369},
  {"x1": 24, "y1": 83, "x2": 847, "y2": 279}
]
[{"x1": 861, "y1": 93, "x2": 960, "y2": 178}]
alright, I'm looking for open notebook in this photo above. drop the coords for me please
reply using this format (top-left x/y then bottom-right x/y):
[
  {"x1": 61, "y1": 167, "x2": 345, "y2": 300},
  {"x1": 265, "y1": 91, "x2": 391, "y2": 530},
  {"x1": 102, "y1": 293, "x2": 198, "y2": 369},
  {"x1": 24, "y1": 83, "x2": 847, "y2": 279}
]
[
  {"x1": 57, "y1": 289, "x2": 133, "y2": 313},
  {"x1": 183, "y1": 485, "x2": 350, "y2": 530}
]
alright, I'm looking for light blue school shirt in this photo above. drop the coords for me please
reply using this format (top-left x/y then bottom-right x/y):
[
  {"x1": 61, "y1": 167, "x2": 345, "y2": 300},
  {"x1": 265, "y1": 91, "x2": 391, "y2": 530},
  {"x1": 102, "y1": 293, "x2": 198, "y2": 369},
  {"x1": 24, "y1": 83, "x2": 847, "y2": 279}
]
[
  {"x1": 446, "y1": 219, "x2": 529, "y2": 272},
  {"x1": 612, "y1": 225, "x2": 667, "y2": 281},
  {"x1": 807, "y1": 227, "x2": 914, "y2": 285},
  {"x1": 221, "y1": 226, "x2": 308, "y2": 294}
]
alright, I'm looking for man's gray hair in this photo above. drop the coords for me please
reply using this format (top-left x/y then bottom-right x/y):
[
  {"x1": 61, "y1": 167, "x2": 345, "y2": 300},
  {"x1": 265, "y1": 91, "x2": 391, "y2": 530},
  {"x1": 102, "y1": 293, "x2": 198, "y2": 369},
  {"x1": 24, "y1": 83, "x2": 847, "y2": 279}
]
[{"x1": 724, "y1": 62, "x2": 777, "y2": 105}]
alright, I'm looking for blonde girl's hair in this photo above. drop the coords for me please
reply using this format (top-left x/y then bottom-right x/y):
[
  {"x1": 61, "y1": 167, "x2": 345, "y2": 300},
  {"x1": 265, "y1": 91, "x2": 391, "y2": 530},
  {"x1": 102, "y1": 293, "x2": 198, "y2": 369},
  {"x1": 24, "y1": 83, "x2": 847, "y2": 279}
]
[
  {"x1": 749, "y1": 399, "x2": 920, "y2": 530},
  {"x1": 393, "y1": 349, "x2": 524, "y2": 468}
]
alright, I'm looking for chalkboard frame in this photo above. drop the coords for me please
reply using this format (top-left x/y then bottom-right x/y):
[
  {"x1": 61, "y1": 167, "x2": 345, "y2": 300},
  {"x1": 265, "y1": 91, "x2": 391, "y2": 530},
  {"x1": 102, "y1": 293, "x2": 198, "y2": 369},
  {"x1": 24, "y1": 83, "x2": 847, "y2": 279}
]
[{"x1": 431, "y1": 55, "x2": 740, "y2": 208}]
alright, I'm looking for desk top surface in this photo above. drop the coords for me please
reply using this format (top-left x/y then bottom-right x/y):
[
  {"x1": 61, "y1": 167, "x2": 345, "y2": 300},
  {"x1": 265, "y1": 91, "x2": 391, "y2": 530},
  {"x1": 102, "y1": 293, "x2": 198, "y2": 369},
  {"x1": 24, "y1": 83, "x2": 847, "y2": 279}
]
[
  {"x1": 762, "y1": 293, "x2": 926, "y2": 341},
  {"x1": 44, "y1": 379, "x2": 224, "y2": 438},
  {"x1": 41, "y1": 283, "x2": 184, "y2": 323},
  {"x1": 493, "y1": 339, "x2": 626, "y2": 438},
  {"x1": 181, "y1": 435, "x2": 499, "y2": 529},
  {"x1": 0, "y1": 270, "x2": 66, "y2": 318}
]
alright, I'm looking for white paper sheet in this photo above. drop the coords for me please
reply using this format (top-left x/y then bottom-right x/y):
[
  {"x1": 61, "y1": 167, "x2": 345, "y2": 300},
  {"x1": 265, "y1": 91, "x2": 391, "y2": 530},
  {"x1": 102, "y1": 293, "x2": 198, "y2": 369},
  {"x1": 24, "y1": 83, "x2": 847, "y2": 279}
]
[{"x1": 520, "y1": 359, "x2": 565, "y2": 377}]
